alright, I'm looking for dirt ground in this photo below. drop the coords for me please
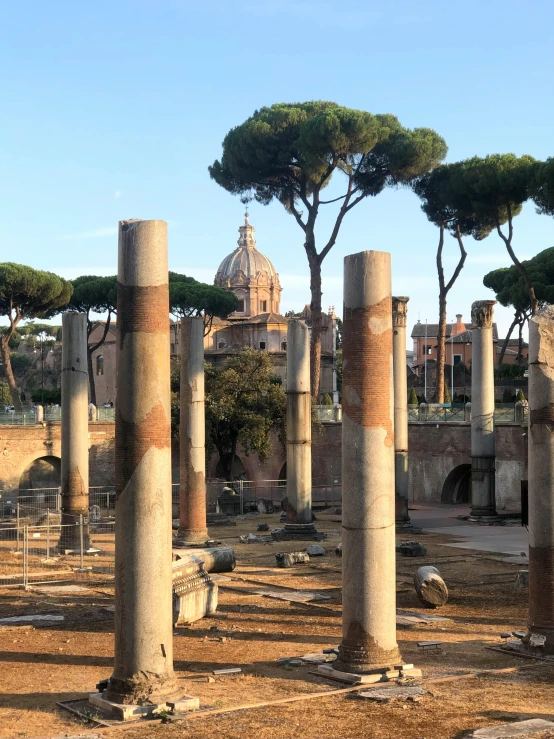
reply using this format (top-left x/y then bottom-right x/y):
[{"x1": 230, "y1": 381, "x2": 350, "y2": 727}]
[{"x1": 0, "y1": 512, "x2": 553, "y2": 739}]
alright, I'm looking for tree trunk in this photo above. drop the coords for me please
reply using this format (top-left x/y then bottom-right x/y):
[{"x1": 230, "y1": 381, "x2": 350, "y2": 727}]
[
  {"x1": 436, "y1": 295, "x2": 447, "y2": 404},
  {"x1": 308, "y1": 257, "x2": 323, "y2": 399},
  {"x1": 0, "y1": 337, "x2": 22, "y2": 410},
  {"x1": 87, "y1": 348, "x2": 96, "y2": 405},
  {"x1": 498, "y1": 313, "x2": 519, "y2": 365}
]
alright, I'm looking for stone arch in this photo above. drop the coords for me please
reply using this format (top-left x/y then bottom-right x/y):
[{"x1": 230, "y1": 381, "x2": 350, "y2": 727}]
[
  {"x1": 19, "y1": 455, "x2": 61, "y2": 496},
  {"x1": 214, "y1": 454, "x2": 247, "y2": 481},
  {"x1": 441, "y1": 464, "x2": 471, "y2": 504}
]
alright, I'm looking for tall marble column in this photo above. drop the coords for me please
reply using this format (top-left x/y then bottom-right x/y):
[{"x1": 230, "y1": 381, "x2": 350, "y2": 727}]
[
  {"x1": 392, "y1": 296, "x2": 412, "y2": 529},
  {"x1": 58, "y1": 312, "x2": 90, "y2": 552},
  {"x1": 528, "y1": 306, "x2": 554, "y2": 654},
  {"x1": 283, "y1": 319, "x2": 316, "y2": 538},
  {"x1": 177, "y1": 316, "x2": 208, "y2": 545},
  {"x1": 335, "y1": 250, "x2": 401, "y2": 673},
  {"x1": 470, "y1": 300, "x2": 498, "y2": 521},
  {"x1": 105, "y1": 219, "x2": 178, "y2": 705}
]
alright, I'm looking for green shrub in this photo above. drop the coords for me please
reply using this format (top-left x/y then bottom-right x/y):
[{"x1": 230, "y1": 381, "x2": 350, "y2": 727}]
[
  {"x1": 516, "y1": 389, "x2": 526, "y2": 402},
  {"x1": 321, "y1": 393, "x2": 333, "y2": 405},
  {"x1": 408, "y1": 387, "x2": 418, "y2": 405}
]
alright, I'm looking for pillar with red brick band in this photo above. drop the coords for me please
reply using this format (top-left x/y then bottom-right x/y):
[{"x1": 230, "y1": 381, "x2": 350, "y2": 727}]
[
  {"x1": 58, "y1": 312, "x2": 90, "y2": 552},
  {"x1": 177, "y1": 316, "x2": 208, "y2": 544},
  {"x1": 528, "y1": 305, "x2": 554, "y2": 654},
  {"x1": 470, "y1": 300, "x2": 498, "y2": 521},
  {"x1": 392, "y1": 296, "x2": 412, "y2": 529},
  {"x1": 105, "y1": 219, "x2": 178, "y2": 704},
  {"x1": 335, "y1": 250, "x2": 402, "y2": 673},
  {"x1": 284, "y1": 318, "x2": 314, "y2": 531}
]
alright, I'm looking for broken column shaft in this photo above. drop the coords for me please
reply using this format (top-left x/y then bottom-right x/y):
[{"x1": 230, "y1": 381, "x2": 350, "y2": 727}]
[
  {"x1": 105, "y1": 219, "x2": 178, "y2": 704},
  {"x1": 177, "y1": 316, "x2": 208, "y2": 545},
  {"x1": 528, "y1": 306, "x2": 554, "y2": 653},
  {"x1": 58, "y1": 312, "x2": 90, "y2": 552},
  {"x1": 470, "y1": 300, "x2": 498, "y2": 521},
  {"x1": 283, "y1": 319, "x2": 317, "y2": 538},
  {"x1": 392, "y1": 296, "x2": 412, "y2": 530},
  {"x1": 335, "y1": 250, "x2": 401, "y2": 673}
]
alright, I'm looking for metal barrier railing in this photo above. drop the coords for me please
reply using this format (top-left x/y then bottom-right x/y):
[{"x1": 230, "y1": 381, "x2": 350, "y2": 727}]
[
  {"x1": 96, "y1": 407, "x2": 115, "y2": 421},
  {"x1": 0, "y1": 518, "x2": 115, "y2": 588},
  {"x1": 0, "y1": 412, "x2": 38, "y2": 425}
]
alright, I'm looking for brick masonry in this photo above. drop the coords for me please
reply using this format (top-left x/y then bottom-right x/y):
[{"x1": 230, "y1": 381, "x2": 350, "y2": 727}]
[{"x1": 0, "y1": 419, "x2": 528, "y2": 511}]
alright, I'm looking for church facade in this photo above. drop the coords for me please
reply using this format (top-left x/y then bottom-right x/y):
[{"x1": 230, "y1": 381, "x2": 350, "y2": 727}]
[{"x1": 170, "y1": 212, "x2": 337, "y2": 394}]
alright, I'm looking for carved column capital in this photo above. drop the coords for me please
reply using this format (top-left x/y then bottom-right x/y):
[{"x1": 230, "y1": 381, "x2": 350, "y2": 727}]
[
  {"x1": 392, "y1": 296, "x2": 409, "y2": 328},
  {"x1": 471, "y1": 300, "x2": 496, "y2": 329}
]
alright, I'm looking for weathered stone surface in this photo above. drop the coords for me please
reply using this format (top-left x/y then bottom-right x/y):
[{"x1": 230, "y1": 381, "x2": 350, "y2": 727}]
[
  {"x1": 414, "y1": 566, "x2": 449, "y2": 608},
  {"x1": 468, "y1": 719, "x2": 554, "y2": 738},
  {"x1": 275, "y1": 551, "x2": 310, "y2": 568},
  {"x1": 336, "y1": 250, "x2": 401, "y2": 673},
  {"x1": 357, "y1": 685, "x2": 427, "y2": 703},
  {"x1": 306, "y1": 544, "x2": 325, "y2": 556},
  {"x1": 515, "y1": 570, "x2": 529, "y2": 588},
  {"x1": 172, "y1": 560, "x2": 217, "y2": 626},
  {"x1": 177, "y1": 317, "x2": 208, "y2": 544}
]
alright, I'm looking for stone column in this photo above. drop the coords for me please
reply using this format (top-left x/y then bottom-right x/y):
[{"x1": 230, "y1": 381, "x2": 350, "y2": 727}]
[
  {"x1": 58, "y1": 312, "x2": 90, "y2": 552},
  {"x1": 177, "y1": 316, "x2": 208, "y2": 545},
  {"x1": 105, "y1": 219, "x2": 178, "y2": 705},
  {"x1": 470, "y1": 300, "x2": 498, "y2": 521},
  {"x1": 392, "y1": 296, "x2": 411, "y2": 529},
  {"x1": 335, "y1": 250, "x2": 401, "y2": 673},
  {"x1": 528, "y1": 306, "x2": 554, "y2": 654},
  {"x1": 283, "y1": 319, "x2": 316, "y2": 537}
]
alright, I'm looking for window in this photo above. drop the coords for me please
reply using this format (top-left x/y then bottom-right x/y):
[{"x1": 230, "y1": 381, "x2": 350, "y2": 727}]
[
  {"x1": 236, "y1": 300, "x2": 244, "y2": 312},
  {"x1": 422, "y1": 345, "x2": 432, "y2": 356},
  {"x1": 260, "y1": 300, "x2": 267, "y2": 312},
  {"x1": 260, "y1": 341, "x2": 266, "y2": 350},
  {"x1": 453, "y1": 354, "x2": 463, "y2": 365},
  {"x1": 96, "y1": 355, "x2": 104, "y2": 376},
  {"x1": 281, "y1": 341, "x2": 287, "y2": 351}
]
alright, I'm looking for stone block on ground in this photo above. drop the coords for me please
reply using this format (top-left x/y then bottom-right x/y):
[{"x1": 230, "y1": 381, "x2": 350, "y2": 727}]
[
  {"x1": 275, "y1": 551, "x2": 310, "y2": 568},
  {"x1": 306, "y1": 544, "x2": 325, "y2": 556},
  {"x1": 172, "y1": 560, "x2": 218, "y2": 626},
  {"x1": 397, "y1": 541, "x2": 427, "y2": 557},
  {"x1": 257, "y1": 498, "x2": 276, "y2": 514},
  {"x1": 467, "y1": 719, "x2": 554, "y2": 738},
  {"x1": 514, "y1": 570, "x2": 529, "y2": 588},
  {"x1": 357, "y1": 685, "x2": 427, "y2": 703}
]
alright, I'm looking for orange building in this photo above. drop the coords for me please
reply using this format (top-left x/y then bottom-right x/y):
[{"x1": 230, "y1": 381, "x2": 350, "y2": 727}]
[{"x1": 411, "y1": 314, "x2": 528, "y2": 376}]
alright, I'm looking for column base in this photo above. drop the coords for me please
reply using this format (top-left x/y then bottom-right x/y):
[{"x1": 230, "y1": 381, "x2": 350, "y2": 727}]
[
  {"x1": 271, "y1": 523, "x2": 326, "y2": 541},
  {"x1": 175, "y1": 529, "x2": 209, "y2": 547},
  {"x1": 89, "y1": 691, "x2": 198, "y2": 721},
  {"x1": 103, "y1": 673, "x2": 181, "y2": 708},
  {"x1": 468, "y1": 511, "x2": 502, "y2": 524},
  {"x1": 334, "y1": 641, "x2": 402, "y2": 675}
]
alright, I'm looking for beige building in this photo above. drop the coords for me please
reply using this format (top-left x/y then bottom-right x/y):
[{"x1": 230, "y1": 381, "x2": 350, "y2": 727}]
[
  {"x1": 170, "y1": 212, "x2": 337, "y2": 394},
  {"x1": 88, "y1": 213, "x2": 337, "y2": 403}
]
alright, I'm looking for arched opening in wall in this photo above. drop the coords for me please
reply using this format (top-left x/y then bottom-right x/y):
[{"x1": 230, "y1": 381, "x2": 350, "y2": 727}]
[
  {"x1": 215, "y1": 454, "x2": 246, "y2": 482},
  {"x1": 279, "y1": 462, "x2": 286, "y2": 482},
  {"x1": 19, "y1": 456, "x2": 61, "y2": 497},
  {"x1": 441, "y1": 464, "x2": 471, "y2": 504}
]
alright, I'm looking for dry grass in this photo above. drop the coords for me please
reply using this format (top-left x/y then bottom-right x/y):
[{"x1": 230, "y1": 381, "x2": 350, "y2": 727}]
[{"x1": 0, "y1": 513, "x2": 552, "y2": 739}]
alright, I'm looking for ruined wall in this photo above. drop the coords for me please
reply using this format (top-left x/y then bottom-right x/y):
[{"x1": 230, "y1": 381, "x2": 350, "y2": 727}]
[
  {"x1": 0, "y1": 422, "x2": 116, "y2": 490},
  {"x1": 310, "y1": 421, "x2": 526, "y2": 512}
]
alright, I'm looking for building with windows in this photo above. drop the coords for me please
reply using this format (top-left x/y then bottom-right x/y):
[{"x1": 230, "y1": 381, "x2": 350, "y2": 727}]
[
  {"x1": 411, "y1": 313, "x2": 528, "y2": 376},
  {"x1": 170, "y1": 212, "x2": 337, "y2": 394}
]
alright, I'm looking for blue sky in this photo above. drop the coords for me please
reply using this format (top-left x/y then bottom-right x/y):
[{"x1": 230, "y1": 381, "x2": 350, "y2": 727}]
[{"x1": 1, "y1": 0, "x2": 553, "y2": 340}]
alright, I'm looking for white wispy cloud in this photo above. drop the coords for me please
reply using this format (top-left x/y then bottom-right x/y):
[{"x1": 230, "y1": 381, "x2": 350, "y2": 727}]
[{"x1": 58, "y1": 227, "x2": 117, "y2": 241}]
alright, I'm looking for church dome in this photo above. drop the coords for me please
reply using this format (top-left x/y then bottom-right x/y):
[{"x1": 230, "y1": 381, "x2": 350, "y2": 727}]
[
  {"x1": 214, "y1": 212, "x2": 282, "y2": 318},
  {"x1": 215, "y1": 213, "x2": 277, "y2": 281}
]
